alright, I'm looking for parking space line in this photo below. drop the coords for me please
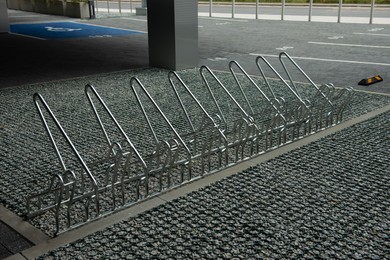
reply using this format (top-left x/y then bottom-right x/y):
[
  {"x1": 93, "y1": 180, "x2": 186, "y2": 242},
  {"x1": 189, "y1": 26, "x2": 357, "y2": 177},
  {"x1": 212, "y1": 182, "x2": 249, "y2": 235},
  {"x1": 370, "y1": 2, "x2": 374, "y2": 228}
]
[
  {"x1": 71, "y1": 21, "x2": 147, "y2": 33},
  {"x1": 249, "y1": 53, "x2": 390, "y2": 66},
  {"x1": 9, "y1": 32, "x2": 46, "y2": 40},
  {"x1": 308, "y1": 42, "x2": 390, "y2": 49},
  {"x1": 120, "y1": 17, "x2": 148, "y2": 22},
  {"x1": 199, "y1": 17, "x2": 248, "y2": 22},
  {"x1": 353, "y1": 32, "x2": 390, "y2": 37}
]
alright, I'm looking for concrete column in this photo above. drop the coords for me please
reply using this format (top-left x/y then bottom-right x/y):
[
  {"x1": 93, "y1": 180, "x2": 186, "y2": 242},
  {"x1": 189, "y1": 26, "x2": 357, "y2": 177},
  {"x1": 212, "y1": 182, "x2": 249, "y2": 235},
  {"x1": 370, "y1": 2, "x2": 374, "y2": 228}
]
[
  {"x1": 0, "y1": 0, "x2": 9, "y2": 33},
  {"x1": 147, "y1": 0, "x2": 198, "y2": 70},
  {"x1": 136, "y1": 0, "x2": 147, "y2": 15}
]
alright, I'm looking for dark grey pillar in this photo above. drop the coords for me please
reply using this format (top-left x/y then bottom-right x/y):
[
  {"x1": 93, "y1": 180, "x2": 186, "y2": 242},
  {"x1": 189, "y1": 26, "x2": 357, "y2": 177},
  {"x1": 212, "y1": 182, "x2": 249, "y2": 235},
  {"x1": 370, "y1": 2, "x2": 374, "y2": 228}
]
[
  {"x1": 0, "y1": 0, "x2": 9, "y2": 33},
  {"x1": 136, "y1": 0, "x2": 147, "y2": 15},
  {"x1": 147, "y1": 0, "x2": 198, "y2": 71}
]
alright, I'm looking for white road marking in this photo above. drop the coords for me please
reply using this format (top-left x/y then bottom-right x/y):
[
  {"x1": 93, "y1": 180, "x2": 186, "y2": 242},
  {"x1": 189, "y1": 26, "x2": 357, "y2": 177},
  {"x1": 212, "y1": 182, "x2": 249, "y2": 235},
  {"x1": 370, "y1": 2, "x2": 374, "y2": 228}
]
[
  {"x1": 9, "y1": 15, "x2": 50, "y2": 18},
  {"x1": 276, "y1": 46, "x2": 294, "y2": 51},
  {"x1": 199, "y1": 17, "x2": 248, "y2": 22},
  {"x1": 45, "y1": 26, "x2": 82, "y2": 32},
  {"x1": 120, "y1": 17, "x2": 147, "y2": 22},
  {"x1": 353, "y1": 32, "x2": 390, "y2": 37},
  {"x1": 328, "y1": 36, "x2": 344, "y2": 40},
  {"x1": 89, "y1": 35, "x2": 113, "y2": 38},
  {"x1": 308, "y1": 41, "x2": 390, "y2": 49},
  {"x1": 208, "y1": 57, "x2": 228, "y2": 61},
  {"x1": 70, "y1": 21, "x2": 147, "y2": 33},
  {"x1": 9, "y1": 32, "x2": 46, "y2": 40},
  {"x1": 368, "y1": 28, "x2": 384, "y2": 32},
  {"x1": 249, "y1": 53, "x2": 390, "y2": 67},
  {"x1": 216, "y1": 22, "x2": 231, "y2": 25}
]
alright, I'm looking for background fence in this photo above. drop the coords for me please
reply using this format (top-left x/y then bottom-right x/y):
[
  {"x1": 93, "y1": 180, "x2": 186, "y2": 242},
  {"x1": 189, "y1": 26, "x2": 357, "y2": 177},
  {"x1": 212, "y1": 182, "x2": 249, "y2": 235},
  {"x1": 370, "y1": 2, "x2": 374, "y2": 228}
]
[{"x1": 94, "y1": 0, "x2": 387, "y2": 24}]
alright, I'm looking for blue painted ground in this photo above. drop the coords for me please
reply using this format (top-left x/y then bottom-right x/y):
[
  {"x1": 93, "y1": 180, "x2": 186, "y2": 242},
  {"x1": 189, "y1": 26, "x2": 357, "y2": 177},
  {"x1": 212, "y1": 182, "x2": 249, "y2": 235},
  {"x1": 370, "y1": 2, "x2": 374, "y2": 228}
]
[{"x1": 10, "y1": 22, "x2": 144, "y2": 40}]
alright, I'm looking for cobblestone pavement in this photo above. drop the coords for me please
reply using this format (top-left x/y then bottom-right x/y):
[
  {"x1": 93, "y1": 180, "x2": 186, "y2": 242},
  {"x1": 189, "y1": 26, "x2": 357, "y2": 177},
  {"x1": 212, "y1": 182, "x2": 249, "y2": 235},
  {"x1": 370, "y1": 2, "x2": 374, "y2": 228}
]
[{"x1": 39, "y1": 110, "x2": 390, "y2": 259}]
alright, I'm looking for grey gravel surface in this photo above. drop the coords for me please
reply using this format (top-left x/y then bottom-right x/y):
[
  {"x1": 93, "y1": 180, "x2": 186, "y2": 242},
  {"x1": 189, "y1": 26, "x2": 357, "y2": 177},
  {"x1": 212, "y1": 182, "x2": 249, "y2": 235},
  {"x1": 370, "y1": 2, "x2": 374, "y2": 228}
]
[
  {"x1": 0, "y1": 68, "x2": 389, "y2": 236},
  {"x1": 40, "y1": 110, "x2": 390, "y2": 259}
]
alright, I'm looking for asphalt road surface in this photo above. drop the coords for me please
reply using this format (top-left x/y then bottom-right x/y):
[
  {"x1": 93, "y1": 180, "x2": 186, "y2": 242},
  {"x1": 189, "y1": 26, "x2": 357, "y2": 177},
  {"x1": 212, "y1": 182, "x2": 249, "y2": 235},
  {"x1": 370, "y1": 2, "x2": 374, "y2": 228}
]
[
  {"x1": 4, "y1": 10, "x2": 390, "y2": 94},
  {"x1": 92, "y1": 15, "x2": 389, "y2": 93}
]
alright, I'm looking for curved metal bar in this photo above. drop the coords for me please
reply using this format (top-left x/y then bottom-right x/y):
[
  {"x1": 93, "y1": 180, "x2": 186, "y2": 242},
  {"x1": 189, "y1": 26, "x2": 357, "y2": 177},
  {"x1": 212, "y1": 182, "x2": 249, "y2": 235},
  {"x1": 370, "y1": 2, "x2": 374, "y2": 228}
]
[
  {"x1": 278, "y1": 52, "x2": 333, "y2": 107},
  {"x1": 229, "y1": 60, "x2": 289, "y2": 125},
  {"x1": 168, "y1": 71, "x2": 218, "y2": 131},
  {"x1": 228, "y1": 61, "x2": 255, "y2": 115},
  {"x1": 84, "y1": 84, "x2": 148, "y2": 172},
  {"x1": 33, "y1": 93, "x2": 99, "y2": 196},
  {"x1": 255, "y1": 55, "x2": 309, "y2": 109},
  {"x1": 128, "y1": 80, "x2": 159, "y2": 144},
  {"x1": 168, "y1": 71, "x2": 229, "y2": 171},
  {"x1": 130, "y1": 77, "x2": 192, "y2": 167},
  {"x1": 200, "y1": 65, "x2": 252, "y2": 124}
]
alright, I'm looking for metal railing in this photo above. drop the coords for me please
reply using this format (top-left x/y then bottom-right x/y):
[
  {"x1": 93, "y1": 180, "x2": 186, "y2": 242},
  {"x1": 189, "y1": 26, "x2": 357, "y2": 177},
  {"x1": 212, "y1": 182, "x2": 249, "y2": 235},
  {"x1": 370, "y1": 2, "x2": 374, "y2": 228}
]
[
  {"x1": 93, "y1": 0, "x2": 383, "y2": 25},
  {"x1": 206, "y1": 0, "x2": 380, "y2": 24}
]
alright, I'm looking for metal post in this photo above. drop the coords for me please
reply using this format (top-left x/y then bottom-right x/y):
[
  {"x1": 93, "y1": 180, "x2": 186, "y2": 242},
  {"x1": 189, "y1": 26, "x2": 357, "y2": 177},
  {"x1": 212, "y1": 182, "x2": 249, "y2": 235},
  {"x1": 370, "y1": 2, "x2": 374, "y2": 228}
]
[
  {"x1": 281, "y1": 0, "x2": 285, "y2": 21},
  {"x1": 95, "y1": 0, "x2": 99, "y2": 13},
  {"x1": 118, "y1": 0, "x2": 122, "y2": 13},
  {"x1": 209, "y1": 0, "x2": 213, "y2": 17},
  {"x1": 308, "y1": 0, "x2": 313, "y2": 22},
  {"x1": 256, "y1": 0, "x2": 259, "y2": 19},
  {"x1": 130, "y1": 0, "x2": 133, "y2": 14},
  {"x1": 88, "y1": 0, "x2": 96, "y2": 18},
  {"x1": 136, "y1": 0, "x2": 147, "y2": 15},
  {"x1": 232, "y1": 0, "x2": 235, "y2": 19},
  {"x1": 369, "y1": 0, "x2": 375, "y2": 24},
  {"x1": 148, "y1": 0, "x2": 198, "y2": 70},
  {"x1": 338, "y1": 0, "x2": 342, "y2": 23},
  {"x1": 106, "y1": 0, "x2": 109, "y2": 13}
]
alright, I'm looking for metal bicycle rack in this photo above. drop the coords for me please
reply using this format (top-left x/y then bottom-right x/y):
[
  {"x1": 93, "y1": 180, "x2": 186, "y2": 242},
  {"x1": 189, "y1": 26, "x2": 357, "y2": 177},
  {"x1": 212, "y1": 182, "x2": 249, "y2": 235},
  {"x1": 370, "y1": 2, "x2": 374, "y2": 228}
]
[
  {"x1": 26, "y1": 53, "x2": 355, "y2": 235},
  {"x1": 168, "y1": 71, "x2": 229, "y2": 173},
  {"x1": 258, "y1": 52, "x2": 354, "y2": 129},
  {"x1": 199, "y1": 65, "x2": 260, "y2": 161}
]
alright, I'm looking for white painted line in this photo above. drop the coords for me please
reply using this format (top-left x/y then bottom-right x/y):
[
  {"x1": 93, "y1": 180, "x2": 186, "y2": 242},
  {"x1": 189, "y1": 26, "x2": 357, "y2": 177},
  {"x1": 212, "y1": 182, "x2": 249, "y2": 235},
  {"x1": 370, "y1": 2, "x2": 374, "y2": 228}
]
[
  {"x1": 10, "y1": 20, "x2": 77, "y2": 25},
  {"x1": 308, "y1": 41, "x2": 390, "y2": 49},
  {"x1": 353, "y1": 32, "x2": 390, "y2": 37},
  {"x1": 328, "y1": 36, "x2": 344, "y2": 40},
  {"x1": 70, "y1": 21, "x2": 147, "y2": 34},
  {"x1": 368, "y1": 28, "x2": 384, "y2": 32},
  {"x1": 199, "y1": 17, "x2": 248, "y2": 22},
  {"x1": 9, "y1": 14, "x2": 50, "y2": 18},
  {"x1": 276, "y1": 46, "x2": 294, "y2": 51},
  {"x1": 208, "y1": 57, "x2": 228, "y2": 61},
  {"x1": 120, "y1": 17, "x2": 147, "y2": 22},
  {"x1": 9, "y1": 32, "x2": 46, "y2": 41},
  {"x1": 249, "y1": 53, "x2": 390, "y2": 67}
]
